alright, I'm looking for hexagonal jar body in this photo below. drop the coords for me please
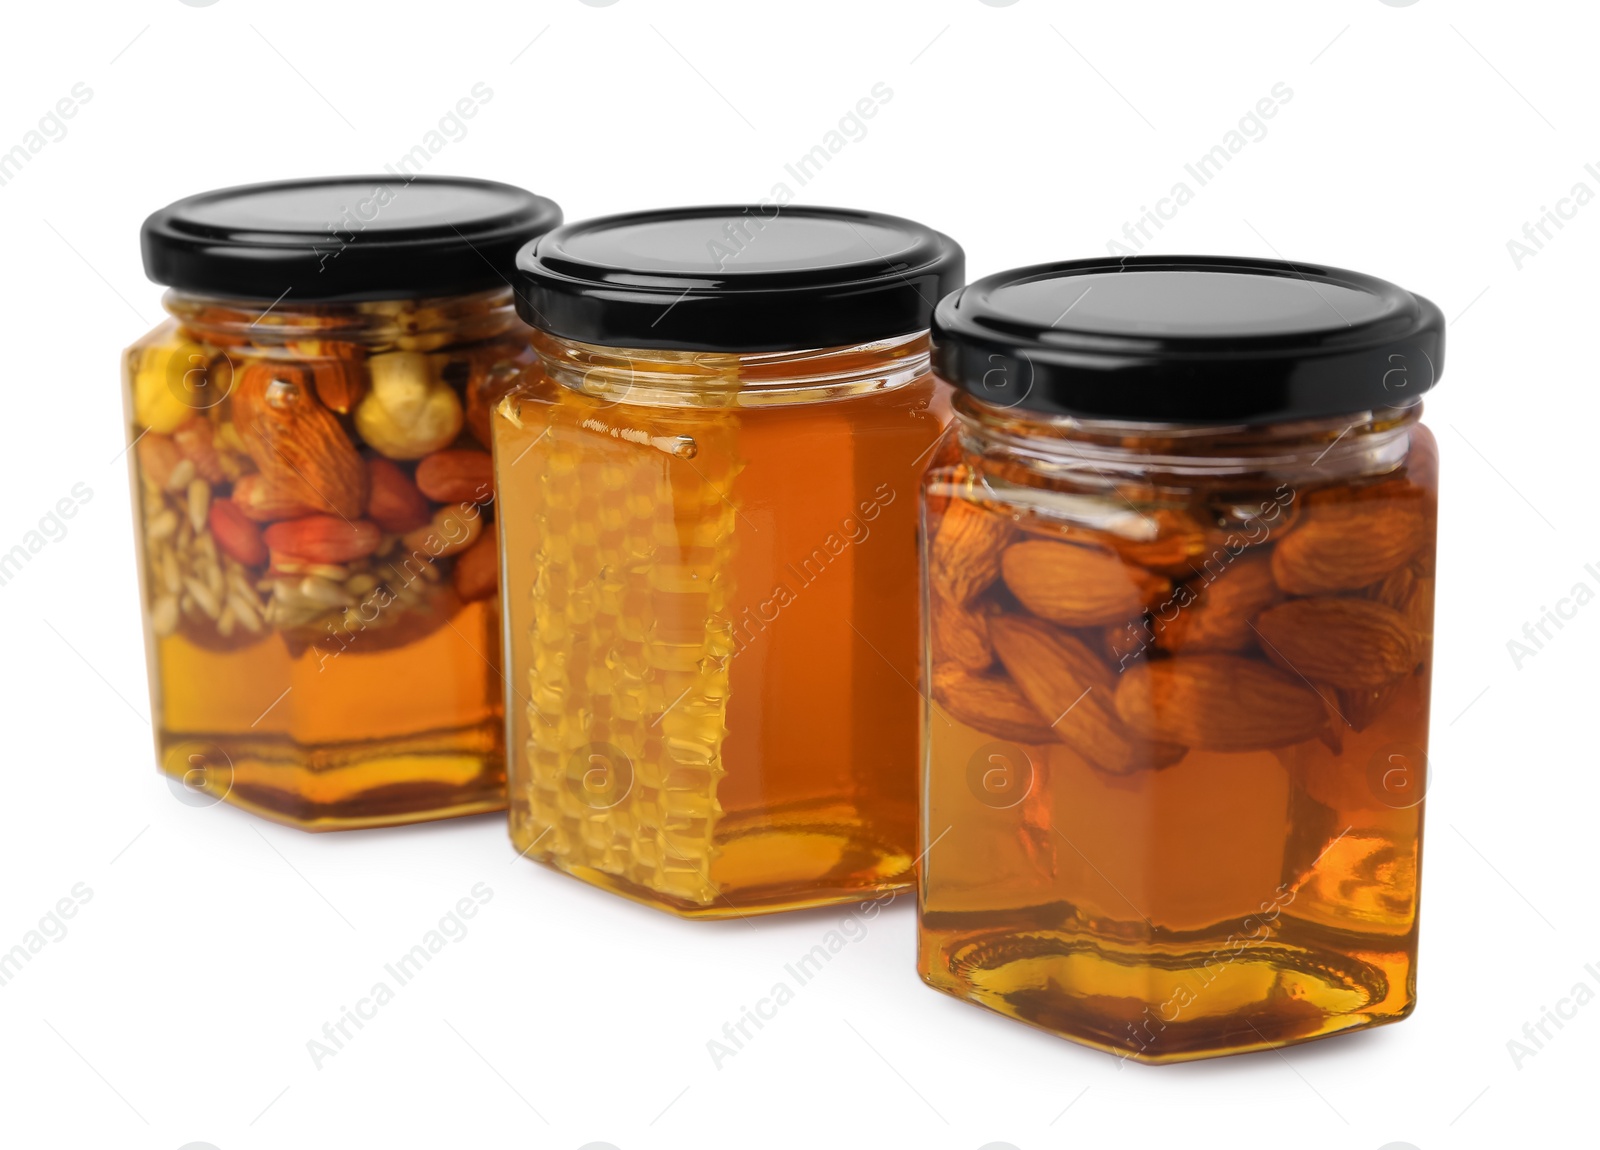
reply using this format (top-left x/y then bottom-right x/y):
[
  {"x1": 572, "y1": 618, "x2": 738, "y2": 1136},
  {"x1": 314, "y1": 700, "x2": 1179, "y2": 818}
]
[
  {"x1": 495, "y1": 206, "x2": 964, "y2": 916},
  {"x1": 917, "y1": 257, "x2": 1443, "y2": 1061},
  {"x1": 126, "y1": 177, "x2": 560, "y2": 829}
]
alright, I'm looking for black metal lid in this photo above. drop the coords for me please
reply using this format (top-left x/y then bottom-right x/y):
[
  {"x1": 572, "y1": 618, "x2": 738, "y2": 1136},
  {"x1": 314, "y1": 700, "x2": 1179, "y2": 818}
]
[
  {"x1": 142, "y1": 176, "x2": 563, "y2": 303},
  {"x1": 933, "y1": 256, "x2": 1444, "y2": 424},
  {"x1": 515, "y1": 205, "x2": 965, "y2": 352}
]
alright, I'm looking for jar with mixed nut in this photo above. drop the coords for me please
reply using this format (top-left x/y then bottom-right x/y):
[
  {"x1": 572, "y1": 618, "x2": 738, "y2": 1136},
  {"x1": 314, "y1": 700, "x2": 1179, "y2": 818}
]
[
  {"x1": 128, "y1": 177, "x2": 561, "y2": 829},
  {"x1": 495, "y1": 206, "x2": 964, "y2": 916},
  {"x1": 919, "y1": 257, "x2": 1443, "y2": 1061}
]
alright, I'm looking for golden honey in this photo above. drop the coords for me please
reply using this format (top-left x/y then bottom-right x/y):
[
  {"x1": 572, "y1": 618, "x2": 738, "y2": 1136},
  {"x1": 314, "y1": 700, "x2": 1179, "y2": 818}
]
[
  {"x1": 126, "y1": 293, "x2": 533, "y2": 828},
  {"x1": 129, "y1": 177, "x2": 561, "y2": 829},
  {"x1": 496, "y1": 335, "x2": 947, "y2": 914},
  {"x1": 919, "y1": 256, "x2": 1444, "y2": 1061}
]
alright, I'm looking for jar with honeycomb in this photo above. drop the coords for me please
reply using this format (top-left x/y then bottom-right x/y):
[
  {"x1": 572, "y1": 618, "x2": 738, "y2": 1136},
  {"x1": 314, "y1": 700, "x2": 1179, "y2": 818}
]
[
  {"x1": 128, "y1": 177, "x2": 561, "y2": 829},
  {"x1": 494, "y1": 206, "x2": 964, "y2": 915},
  {"x1": 918, "y1": 256, "x2": 1443, "y2": 1061}
]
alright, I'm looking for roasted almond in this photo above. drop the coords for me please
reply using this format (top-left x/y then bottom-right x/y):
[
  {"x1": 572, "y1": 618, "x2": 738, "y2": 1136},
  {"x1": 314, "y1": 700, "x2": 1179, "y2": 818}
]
[
  {"x1": 1271, "y1": 500, "x2": 1425, "y2": 595},
  {"x1": 416, "y1": 448, "x2": 495, "y2": 504},
  {"x1": 1338, "y1": 677, "x2": 1409, "y2": 733},
  {"x1": 1017, "y1": 507, "x2": 1219, "y2": 577},
  {"x1": 232, "y1": 472, "x2": 327, "y2": 523},
  {"x1": 989, "y1": 614, "x2": 1185, "y2": 774},
  {"x1": 208, "y1": 498, "x2": 268, "y2": 567},
  {"x1": 931, "y1": 590, "x2": 994, "y2": 673},
  {"x1": 172, "y1": 417, "x2": 227, "y2": 485},
  {"x1": 1156, "y1": 553, "x2": 1279, "y2": 653},
  {"x1": 231, "y1": 362, "x2": 367, "y2": 519},
  {"x1": 1103, "y1": 620, "x2": 1153, "y2": 669},
  {"x1": 1001, "y1": 539, "x2": 1171, "y2": 627},
  {"x1": 1254, "y1": 597, "x2": 1420, "y2": 690},
  {"x1": 1115, "y1": 654, "x2": 1327, "y2": 752},
  {"x1": 1374, "y1": 561, "x2": 1435, "y2": 642},
  {"x1": 452, "y1": 530, "x2": 499, "y2": 603},
  {"x1": 401, "y1": 504, "x2": 484, "y2": 559},
  {"x1": 309, "y1": 358, "x2": 368, "y2": 414},
  {"x1": 452, "y1": 339, "x2": 530, "y2": 449},
  {"x1": 930, "y1": 497, "x2": 1015, "y2": 605},
  {"x1": 264, "y1": 516, "x2": 382, "y2": 566},
  {"x1": 365, "y1": 458, "x2": 432, "y2": 534},
  {"x1": 135, "y1": 432, "x2": 184, "y2": 491},
  {"x1": 931, "y1": 665, "x2": 1057, "y2": 745}
]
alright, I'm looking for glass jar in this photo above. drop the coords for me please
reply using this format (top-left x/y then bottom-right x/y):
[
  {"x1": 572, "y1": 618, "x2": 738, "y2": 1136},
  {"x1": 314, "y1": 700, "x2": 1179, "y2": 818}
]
[
  {"x1": 918, "y1": 257, "x2": 1443, "y2": 1061},
  {"x1": 128, "y1": 177, "x2": 562, "y2": 829},
  {"x1": 494, "y1": 206, "x2": 964, "y2": 916}
]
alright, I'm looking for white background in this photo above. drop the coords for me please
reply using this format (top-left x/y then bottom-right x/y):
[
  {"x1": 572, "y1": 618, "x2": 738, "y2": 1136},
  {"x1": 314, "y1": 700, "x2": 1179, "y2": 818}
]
[{"x1": 0, "y1": 1, "x2": 1593, "y2": 1148}]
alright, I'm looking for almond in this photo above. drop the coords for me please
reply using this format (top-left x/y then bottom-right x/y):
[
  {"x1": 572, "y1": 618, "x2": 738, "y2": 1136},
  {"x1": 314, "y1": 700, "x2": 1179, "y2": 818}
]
[
  {"x1": 208, "y1": 498, "x2": 268, "y2": 567},
  {"x1": 931, "y1": 665, "x2": 1056, "y2": 745},
  {"x1": 1271, "y1": 500, "x2": 1425, "y2": 594},
  {"x1": 1374, "y1": 561, "x2": 1435, "y2": 642},
  {"x1": 1254, "y1": 597, "x2": 1420, "y2": 690},
  {"x1": 1103, "y1": 620, "x2": 1153, "y2": 668},
  {"x1": 365, "y1": 458, "x2": 432, "y2": 534},
  {"x1": 231, "y1": 472, "x2": 327, "y2": 523},
  {"x1": 452, "y1": 530, "x2": 499, "y2": 602},
  {"x1": 449, "y1": 339, "x2": 530, "y2": 448},
  {"x1": 230, "y1": 362, "x2": 368, "y2": 519},
  {"x1": 1115, "y1": 655, "x2": 1327, "y2": 752},
  {"x1": 172, "y1": 417, "x2": 227, "y2": 485},
  {"x1": 309, "y1": 358, "x2": 368, "y2": 414},
  {"x1": 263, "y1": 516, "x2": 382, "y2": 566},
  {"x1": 931, "y1": 590, "x2": 994, "y2": 673},
  {"x1": 930, "y1": 497, "x2": 1015, "y2": 605},
  {"x1": 990, "y1": 614, "x2": 1184, "y2": 774},
  {"x1": 1156, "y1": 553, "x2": 1279, "y2": 653},
  {"x1": 1001, "y1": 539, "x2": 1171, "y2": 627},
  {"x1": 135, "y1": 432, "x2": 184, "y2": 491},
  {"x1": 1338, "y1": 678, "x2": 1409, "y2": 733},
  {"x1": 1021, "y1": 508, "x2": 1226, "y2": 579},
  {"x1": 415, "y1": 448, "x2": 495, "y2": 505},
  {"x1": 401, "y1": 504, "x2": 484, "y2": 559}
]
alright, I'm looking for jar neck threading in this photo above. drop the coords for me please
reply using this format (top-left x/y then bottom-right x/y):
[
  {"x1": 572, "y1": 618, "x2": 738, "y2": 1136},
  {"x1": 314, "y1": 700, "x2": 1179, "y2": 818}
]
[
  {"x1": 953, "y1": 393, "x2": 1423, "y2": 485},
  {"x1": 531, "y1": 330, "x2": 931, "y2": 408},
  {"x1": 163, "y1": 287, "x2": 520, "y2": 349}
]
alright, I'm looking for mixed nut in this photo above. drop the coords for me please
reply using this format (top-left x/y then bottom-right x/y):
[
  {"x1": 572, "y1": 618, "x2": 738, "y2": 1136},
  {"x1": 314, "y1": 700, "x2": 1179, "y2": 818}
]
[
  {"x1": 926, "y1": 457, "x2": 1436, "y2": 773},
  {"x1": 129, "y1": 300, "x2": 530, "y2": 654}
]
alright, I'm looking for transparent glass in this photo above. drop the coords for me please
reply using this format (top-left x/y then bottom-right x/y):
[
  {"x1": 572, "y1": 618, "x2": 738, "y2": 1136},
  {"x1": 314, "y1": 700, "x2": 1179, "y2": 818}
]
[
  {"x1": 494, "y1": 330, "x2": 947, "y2": 916},
  {"x1": 124, "y1": 287, "x2": 534, "y2": 829},
  {"x1": 918, "y1": 393, "x2": 1437, "y2": 1062}
]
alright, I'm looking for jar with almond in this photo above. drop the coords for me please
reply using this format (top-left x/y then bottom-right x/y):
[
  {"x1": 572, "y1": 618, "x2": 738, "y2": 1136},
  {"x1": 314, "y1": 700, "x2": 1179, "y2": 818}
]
[
  {"x1": 127, "y1": 177, "x2": 561, "y2": 829},
  {"x1": 918, "y1": 257, "x2": 1443, "y2": 1061}
]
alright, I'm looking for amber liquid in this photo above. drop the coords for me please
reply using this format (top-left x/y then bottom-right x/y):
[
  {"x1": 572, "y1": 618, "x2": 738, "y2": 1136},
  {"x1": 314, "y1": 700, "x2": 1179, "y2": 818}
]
[
  {"x1": 496, "y1": 351, "x2": 945, "y2": 915},
  {"x1": 153, "y1": 601, "x2": 503, "y2": 829},
  {"x1": 918, "y1": 422, "x2": 1436, "y2": 1062},
  {"x1": 129, "y1": 299, "x2": 518, "y2": 830}
]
